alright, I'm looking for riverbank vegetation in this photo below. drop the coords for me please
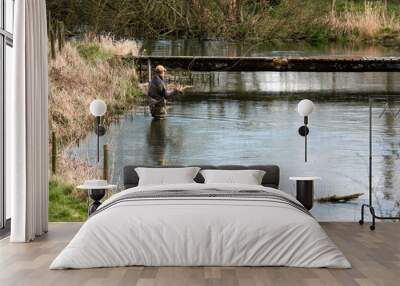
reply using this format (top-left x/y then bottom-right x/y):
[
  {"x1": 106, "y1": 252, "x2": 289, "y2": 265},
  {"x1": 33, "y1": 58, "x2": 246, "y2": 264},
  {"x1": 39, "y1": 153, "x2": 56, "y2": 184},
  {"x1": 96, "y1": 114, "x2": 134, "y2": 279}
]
[
  {"x1": 49, "y1": 35, "x2": 144, "y2": 221},
  {"x1": 49, "y1": 179, "x2": 87, "y2": 221},
  {"x1": 49, "y1": 36, "x2": 142, "y2": 147},
  {"x1": 46, "y1": 0, "x2": 400, "y2": 46}
]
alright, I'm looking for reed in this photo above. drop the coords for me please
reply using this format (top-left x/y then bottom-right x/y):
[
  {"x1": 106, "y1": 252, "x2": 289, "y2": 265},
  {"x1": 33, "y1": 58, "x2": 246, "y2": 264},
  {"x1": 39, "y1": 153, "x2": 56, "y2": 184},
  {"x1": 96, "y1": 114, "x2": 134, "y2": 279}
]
[
  {"x1": 328, "y1": 1, "x2": 400, "y2": 41},
  {"x1": 46, "y1": 0, "x2": 400, "y2": 46}
]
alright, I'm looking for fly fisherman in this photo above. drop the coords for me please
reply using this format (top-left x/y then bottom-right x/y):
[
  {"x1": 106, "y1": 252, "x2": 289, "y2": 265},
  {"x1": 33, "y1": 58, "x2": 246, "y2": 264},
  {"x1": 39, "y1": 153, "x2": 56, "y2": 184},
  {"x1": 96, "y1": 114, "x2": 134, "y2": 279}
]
[{"x1": 147, "y1": 65, "x2": 182, "y2": 119}]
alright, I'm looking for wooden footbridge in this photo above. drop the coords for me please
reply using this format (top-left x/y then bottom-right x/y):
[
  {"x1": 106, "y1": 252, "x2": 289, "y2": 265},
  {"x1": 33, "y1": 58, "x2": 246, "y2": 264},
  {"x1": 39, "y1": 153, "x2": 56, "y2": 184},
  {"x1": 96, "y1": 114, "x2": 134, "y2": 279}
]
[{"x1": 133, "y1": 55, "x2": 400, "y2": 80}]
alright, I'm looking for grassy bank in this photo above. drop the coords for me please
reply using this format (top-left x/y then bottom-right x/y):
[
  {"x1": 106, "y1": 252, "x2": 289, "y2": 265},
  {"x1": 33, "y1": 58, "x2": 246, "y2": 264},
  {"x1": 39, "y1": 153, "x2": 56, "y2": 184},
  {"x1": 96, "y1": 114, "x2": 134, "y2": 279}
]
[
  {"x1": 49, "y1": 36, "x2": 144, "y2": 221},
  {"x1": 46, "y1": 0, "x2": 400, "y2": 46},
  {"x1": 49, "y1": 179, "x2": 87, "y2": 221},
  {"x1": 49, "y1": 36, "x2": 143, "y2": 147}
]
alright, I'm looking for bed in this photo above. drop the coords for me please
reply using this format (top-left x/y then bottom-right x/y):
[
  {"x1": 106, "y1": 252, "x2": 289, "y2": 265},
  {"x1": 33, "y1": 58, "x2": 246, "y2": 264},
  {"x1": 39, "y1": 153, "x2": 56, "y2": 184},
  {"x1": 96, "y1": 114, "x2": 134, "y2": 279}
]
[{"x1": 50, "y1": 165, "x2": 351, "y2": 269}]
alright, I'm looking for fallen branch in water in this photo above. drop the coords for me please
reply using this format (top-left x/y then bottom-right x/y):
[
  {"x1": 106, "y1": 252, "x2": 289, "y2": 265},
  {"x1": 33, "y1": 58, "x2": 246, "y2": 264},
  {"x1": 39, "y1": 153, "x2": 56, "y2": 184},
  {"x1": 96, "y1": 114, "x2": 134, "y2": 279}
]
[{"x1": 316, "y1": 193, "x2": 364, "y2": 203}]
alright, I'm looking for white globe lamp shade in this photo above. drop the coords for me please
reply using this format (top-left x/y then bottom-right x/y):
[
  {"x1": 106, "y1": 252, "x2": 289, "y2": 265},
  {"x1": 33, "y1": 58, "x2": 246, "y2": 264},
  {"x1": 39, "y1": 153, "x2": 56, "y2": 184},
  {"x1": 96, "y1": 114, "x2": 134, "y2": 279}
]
[
  {"x1": 297, "y1": 99, "x2": 314, "y2": 117},
  {"x1": 90, "y1": 99, "x2": 107, "y2": 117}
]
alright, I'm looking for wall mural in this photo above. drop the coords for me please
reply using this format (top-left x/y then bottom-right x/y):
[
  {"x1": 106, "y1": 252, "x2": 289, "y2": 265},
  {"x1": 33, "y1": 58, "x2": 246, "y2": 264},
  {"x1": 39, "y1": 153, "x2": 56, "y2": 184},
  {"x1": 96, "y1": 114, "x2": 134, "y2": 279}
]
[{"x1": 47, "y1": 1, "x2": 400, "y2": 223}]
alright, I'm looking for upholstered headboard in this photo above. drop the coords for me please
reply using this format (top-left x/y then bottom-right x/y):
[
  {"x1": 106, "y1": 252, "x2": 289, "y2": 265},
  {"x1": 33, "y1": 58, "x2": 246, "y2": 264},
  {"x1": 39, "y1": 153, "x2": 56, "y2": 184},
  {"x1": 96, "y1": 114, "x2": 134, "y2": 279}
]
[{"x1": 123, "y1": 165, "x2": 280, "y2": 189}]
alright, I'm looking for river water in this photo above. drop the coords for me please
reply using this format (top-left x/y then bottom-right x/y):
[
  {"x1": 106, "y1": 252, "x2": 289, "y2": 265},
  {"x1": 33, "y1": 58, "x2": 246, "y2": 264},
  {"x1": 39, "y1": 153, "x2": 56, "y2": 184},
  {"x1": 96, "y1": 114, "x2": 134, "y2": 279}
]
[{"x1": 69, "y1": 40, "x2": 400, "y2": 221}]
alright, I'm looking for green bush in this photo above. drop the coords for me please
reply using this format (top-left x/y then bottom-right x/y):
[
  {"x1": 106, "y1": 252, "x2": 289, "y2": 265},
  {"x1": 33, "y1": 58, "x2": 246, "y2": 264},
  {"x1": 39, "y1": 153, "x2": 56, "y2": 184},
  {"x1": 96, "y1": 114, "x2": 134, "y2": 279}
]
[
  {"x1": 307, "y1": 27, "x2": 330, "y2": 46},
  {"x1": 77, "y1": 43, "x2": 112, "y2": 63},
  {"x1": 49, "y1": 180, "x2": 87, "y2": 221}
]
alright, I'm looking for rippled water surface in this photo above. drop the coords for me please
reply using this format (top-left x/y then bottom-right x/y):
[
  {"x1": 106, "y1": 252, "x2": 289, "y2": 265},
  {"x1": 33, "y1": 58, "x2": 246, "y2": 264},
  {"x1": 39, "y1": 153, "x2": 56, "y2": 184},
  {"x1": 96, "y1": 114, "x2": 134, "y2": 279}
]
[{"x1": 70, "y1": 40, "x2": 400, "y2": 221}]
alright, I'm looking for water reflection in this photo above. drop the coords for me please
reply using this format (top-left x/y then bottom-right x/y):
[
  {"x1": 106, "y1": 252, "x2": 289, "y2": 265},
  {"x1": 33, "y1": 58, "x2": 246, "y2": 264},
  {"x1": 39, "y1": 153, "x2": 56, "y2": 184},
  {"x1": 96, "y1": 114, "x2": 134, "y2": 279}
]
[
  {"x1": 144, "y1": 117, "x2": 185, "y2": 166},
  {"x1": 382, "y1": 107, "x2": 396, "y2": 193},
  {"x1": 185, "y1": 71, "x2": 400, "y2": 96},
  {"x1": 146, "y1": 119, "x2": 168, "y2": 165},
  {"x1": 141, "y1": 39, "x2": 400, "y2": 96},
  {"x1": 141, "y1": 39, "x2": 400, "y2": 57},
  {"x1": 69, "y1": 98, "x2": 400, "y2": 221}
]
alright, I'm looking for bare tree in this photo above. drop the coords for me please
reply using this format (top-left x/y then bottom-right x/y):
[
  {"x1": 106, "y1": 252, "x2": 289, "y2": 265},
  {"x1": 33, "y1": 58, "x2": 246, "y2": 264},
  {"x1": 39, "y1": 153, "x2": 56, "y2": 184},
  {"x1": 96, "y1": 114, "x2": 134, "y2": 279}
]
[
  {"x1": 331, "y1": 0, "x2": 336, "y2": 18},
  {"x1": 227, "y1": 0, "x2": 237, "y2": 22}
]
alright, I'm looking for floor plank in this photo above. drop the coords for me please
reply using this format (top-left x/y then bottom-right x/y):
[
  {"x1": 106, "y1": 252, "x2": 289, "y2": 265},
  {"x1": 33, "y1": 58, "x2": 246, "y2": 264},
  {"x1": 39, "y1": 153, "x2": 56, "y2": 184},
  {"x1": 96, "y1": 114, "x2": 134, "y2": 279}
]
[{"x1": 0, "y1": 222, "x2": 399, "y2": 286}]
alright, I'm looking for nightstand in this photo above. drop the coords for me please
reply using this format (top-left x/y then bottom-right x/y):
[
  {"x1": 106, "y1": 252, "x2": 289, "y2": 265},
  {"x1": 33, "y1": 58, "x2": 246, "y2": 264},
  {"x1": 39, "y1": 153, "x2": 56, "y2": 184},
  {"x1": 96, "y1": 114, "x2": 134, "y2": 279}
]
[
  {"x1": 289, "y1": 177, "x2": 321, "y2": 210},
  {"x1": 77, "y1": 184, "x2": 117, "y2": 215}
]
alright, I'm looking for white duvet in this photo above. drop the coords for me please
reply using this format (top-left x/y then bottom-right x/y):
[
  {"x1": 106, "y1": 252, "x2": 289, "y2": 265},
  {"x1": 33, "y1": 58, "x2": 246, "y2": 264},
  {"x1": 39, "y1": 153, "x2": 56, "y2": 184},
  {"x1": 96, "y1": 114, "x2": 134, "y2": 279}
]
[{"x1": 50, "y1": 183, "x2": 351, "y2": 269}]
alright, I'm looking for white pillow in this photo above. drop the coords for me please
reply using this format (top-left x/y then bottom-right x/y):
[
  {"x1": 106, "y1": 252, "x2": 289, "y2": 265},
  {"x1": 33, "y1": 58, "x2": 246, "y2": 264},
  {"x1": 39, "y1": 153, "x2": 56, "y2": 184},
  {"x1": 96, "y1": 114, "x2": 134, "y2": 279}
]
[
  {"x1": 200, "y1": 169, "x2": 266, "y2": 185},
  {"x1": 135, "y1": 167, "x2": 201, "y2": 186}
]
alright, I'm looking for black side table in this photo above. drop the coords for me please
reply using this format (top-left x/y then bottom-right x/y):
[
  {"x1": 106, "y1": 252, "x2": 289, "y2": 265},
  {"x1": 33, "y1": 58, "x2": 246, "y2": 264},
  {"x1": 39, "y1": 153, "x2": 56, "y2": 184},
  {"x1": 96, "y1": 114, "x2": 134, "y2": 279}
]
[
  {"x1": 289, "y1": 177, "x2": 320, "y2": 210},
  {"x1": 87, "y1": 189, "x2": 106, "y2": 215},
  {"x1": 77, "y1": 184, "x2": 117, "y2": 215}
]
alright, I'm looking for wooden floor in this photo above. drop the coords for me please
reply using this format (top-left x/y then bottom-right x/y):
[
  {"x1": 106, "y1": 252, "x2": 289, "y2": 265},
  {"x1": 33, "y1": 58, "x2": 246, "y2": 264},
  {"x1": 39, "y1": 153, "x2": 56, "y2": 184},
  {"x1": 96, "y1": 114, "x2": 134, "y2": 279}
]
[{"x1": 0, "y1": 222, "x2": 399, "y2": 286}]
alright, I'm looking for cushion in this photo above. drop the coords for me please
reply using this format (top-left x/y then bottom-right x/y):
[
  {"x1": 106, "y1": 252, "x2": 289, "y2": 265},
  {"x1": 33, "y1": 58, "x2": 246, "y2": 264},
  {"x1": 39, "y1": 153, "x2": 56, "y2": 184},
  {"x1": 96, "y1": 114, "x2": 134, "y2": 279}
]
[
  {"x1": 200, "y1": 169, "x2": 266, "y2": 185},
  {"x1": 135, "y1": 167, "x2": 201, "y2": 186}
]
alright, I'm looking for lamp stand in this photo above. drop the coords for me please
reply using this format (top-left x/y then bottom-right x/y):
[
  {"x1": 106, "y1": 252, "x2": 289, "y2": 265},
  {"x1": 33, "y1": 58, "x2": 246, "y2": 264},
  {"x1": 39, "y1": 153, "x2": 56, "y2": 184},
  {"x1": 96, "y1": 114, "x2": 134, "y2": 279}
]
[
  {"x1": 304, "y1": 116, "x2": 308, "y2": 162},
  {"x1": 359, "y1": 96, "x2": 400, "y2": 230},
  {"x1": 96, "y1": 116, "x2": 100, "y2": 163}
]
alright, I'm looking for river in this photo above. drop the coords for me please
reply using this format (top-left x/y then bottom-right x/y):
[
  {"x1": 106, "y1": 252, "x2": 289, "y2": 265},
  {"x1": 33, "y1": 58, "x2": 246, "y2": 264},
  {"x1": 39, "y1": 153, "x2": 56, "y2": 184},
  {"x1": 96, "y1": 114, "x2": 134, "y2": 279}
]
[{"x1": 68, "y1": 40, "x2": 400, "y2": 221}]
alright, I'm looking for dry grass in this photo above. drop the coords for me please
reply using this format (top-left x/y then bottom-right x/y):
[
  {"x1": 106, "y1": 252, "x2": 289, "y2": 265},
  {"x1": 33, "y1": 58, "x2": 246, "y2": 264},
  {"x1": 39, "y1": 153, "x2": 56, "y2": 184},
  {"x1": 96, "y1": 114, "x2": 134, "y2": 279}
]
[
  {"x1": 328, "y1": 2, "x2": 400, "y2": 40},
  {"x1": 49, "y1": 37, "x2": 142, "y2": 147},
  {"x1": 49, "y1": 36, "x2": 144, "y2": 188},
  {"x1": 98, "y1": 35, "x2": 140, "y2": 56},
  {"x1": 55, "y1": 155, "x2": 98, "y2": 200}
]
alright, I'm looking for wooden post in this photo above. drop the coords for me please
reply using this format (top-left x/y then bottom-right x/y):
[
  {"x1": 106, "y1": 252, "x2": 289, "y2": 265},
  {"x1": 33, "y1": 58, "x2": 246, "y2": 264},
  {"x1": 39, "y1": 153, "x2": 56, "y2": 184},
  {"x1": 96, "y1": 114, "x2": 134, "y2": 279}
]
[
  {"x1": 148, "y1": 59, "x2": 152, "y2": 82},
  {"x1": 57, "y1": 21, "x2": 65, "y2": 53},
  {"x1": 51, "y1": 131, "x2": 57, "y2": 175},
  {"x1": 189, "y1": 72, "x2": 193, "y2": 85},
  {"x1": 49, "y1": 23, "x2": 56, "y2": 60},
  {"x1": 139, "y1": 62, "x2": 143, "y2": 82},
  {"x1": 103, "y1": 144, "x2": 109, "y2": 181}
]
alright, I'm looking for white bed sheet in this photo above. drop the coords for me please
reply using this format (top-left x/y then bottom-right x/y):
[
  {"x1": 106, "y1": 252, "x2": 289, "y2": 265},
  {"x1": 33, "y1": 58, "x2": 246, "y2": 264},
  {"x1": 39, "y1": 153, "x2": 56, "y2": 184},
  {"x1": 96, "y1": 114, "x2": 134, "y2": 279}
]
[{"x1": 50, "y1": 183, "x2": 351, "y2": 269}]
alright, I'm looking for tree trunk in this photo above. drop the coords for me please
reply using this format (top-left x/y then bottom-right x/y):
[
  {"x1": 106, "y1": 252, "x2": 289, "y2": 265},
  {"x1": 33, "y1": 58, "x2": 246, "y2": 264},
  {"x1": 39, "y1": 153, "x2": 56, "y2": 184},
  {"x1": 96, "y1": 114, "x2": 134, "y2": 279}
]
[
  {"x1": 227, "y1": 0, "x2": 237, "y2": 22},
  {"x1": 331, "y1": 0, "x2": 336, "y2": 18},
  {"x1": 236, "y1": 0, "x2": 242, "y2": 23}
]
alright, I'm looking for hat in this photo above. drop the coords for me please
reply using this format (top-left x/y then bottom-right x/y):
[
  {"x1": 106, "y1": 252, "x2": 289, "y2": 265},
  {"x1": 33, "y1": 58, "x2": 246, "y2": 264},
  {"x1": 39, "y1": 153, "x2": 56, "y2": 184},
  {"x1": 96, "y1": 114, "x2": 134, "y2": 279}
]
[{"x1": 155, "y1": 65, "x2": 167, "y2": 74}]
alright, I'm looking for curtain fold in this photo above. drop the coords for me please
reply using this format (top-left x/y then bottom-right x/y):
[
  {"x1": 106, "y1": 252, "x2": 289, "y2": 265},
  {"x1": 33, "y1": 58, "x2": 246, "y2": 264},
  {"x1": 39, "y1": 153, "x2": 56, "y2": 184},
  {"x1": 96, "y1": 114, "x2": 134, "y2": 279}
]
[{"x1": 9, "y1": 0, "x2": 49, "y2": 242}]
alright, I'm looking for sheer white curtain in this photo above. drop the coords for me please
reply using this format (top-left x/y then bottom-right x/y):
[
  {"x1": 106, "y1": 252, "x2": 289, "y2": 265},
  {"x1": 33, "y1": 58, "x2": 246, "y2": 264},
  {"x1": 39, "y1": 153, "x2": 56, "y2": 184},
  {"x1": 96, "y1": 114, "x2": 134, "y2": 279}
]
[{"x1": 8, "y1": 0, "x2": 48, "y2": 242}]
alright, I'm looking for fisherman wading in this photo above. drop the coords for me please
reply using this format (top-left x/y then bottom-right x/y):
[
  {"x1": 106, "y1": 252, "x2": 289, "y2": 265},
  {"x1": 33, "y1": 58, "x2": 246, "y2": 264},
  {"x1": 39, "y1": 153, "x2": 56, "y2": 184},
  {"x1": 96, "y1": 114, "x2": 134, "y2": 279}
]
[{"x1": 147, "y1": 65, "x2": 182, "y2": 119}]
